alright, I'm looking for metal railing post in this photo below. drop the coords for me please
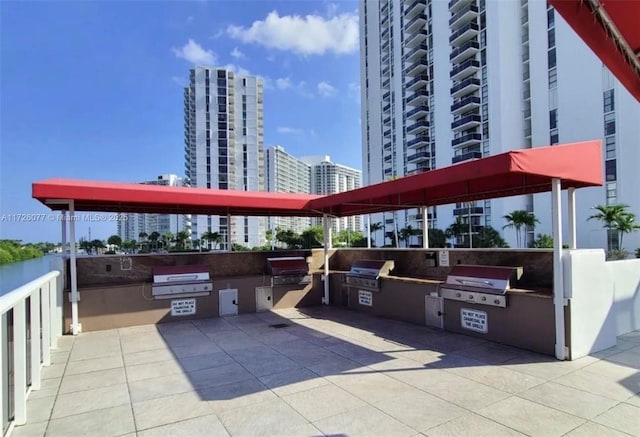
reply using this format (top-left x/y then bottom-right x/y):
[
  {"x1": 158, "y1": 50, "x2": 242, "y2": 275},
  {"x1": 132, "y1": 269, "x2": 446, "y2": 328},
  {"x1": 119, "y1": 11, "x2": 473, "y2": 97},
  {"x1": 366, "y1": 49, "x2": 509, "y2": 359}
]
[
  {"x1": 14, "y1": 300, "x2": 27, "y2": 425},
  {"x1": 41, "y1": 280, "x2": 51, "y2": 366},
  {"x1": 30, "y1": 288, "x2": 42, "y2": 390}
]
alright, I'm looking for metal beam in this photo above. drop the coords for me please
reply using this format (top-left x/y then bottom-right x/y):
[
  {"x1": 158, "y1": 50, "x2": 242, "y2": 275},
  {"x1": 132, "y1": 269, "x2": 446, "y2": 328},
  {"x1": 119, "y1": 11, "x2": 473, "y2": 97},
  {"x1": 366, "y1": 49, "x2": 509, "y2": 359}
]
[
  {"x1": 422, "y1": 206, "x2": 429, "y2": 248},
  {"x1": 552, "y1": 178, "x2": 566, "y2": 360},
  {"x1": 69, "y1": 201, "x2": 79, "y2": 335},
  {"x1": 322, "y1": 215, "x2": 330, "y2": 305}
]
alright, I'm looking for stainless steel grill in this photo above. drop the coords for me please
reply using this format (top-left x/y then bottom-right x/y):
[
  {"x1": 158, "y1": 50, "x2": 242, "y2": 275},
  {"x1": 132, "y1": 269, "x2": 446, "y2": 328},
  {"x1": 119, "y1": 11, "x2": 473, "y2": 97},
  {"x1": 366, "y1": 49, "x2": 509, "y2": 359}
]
[
  {"x1": 151, "y1": 265, "x2": 212, "y2": 299},
  {"x1": 344, "y1": 259, "x2": 395, "y2": 291},
  {"x1": 439, "y1": 265, "x2": 523, "y2": 308},
  {"x1": 266, "y1": 257, "x2": 311, "y2": 287}
]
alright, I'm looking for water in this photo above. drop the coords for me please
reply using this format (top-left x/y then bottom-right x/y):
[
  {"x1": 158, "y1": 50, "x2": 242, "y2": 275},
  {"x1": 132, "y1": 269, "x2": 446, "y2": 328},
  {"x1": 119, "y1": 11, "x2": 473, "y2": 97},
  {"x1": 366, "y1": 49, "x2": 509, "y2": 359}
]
[{"x1": 0, "y1": 255, "x2": 59, "y2": 297}]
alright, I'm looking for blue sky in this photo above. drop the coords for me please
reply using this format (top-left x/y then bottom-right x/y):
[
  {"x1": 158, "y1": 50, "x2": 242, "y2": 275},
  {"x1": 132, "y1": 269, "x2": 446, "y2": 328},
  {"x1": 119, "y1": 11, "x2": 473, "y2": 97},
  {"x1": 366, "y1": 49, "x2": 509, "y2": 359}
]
[{"x1": 0, "y1": 0, "x2": 361, "y2": 243}]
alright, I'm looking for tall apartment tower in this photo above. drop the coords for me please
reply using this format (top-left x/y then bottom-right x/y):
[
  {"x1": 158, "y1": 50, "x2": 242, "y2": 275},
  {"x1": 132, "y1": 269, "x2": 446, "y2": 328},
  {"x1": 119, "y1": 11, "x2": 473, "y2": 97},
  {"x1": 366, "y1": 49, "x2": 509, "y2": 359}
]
[
  {"x1": 360, "y1": 0, "x2": 640, "y2": 250},
  {"x1": 184, "y1": 66, "x2": 265, "y2": 249},
  {"x1": 265, "y1": 145, "x2": 312, "y2": 234},
  {"x1": 302, "y1": 156, "x2": 363, "y2": 233},
  {"x1": 117, "y1": 174, "x2": 189, "y2": 242}
]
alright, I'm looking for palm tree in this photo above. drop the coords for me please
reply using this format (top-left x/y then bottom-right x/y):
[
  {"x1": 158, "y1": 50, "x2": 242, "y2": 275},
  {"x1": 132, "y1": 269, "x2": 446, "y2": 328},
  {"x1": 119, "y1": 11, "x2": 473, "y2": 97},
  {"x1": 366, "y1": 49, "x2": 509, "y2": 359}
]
[
  {"x1": 399, "y1": 225, "x2": 417, "y2": 248},
  {"x1": 148, "y1": 231, "x2": 160, "y2": 251},
  {"x1": 613, "y1": 212, "x2": 640, "y2": 251},
  {"x1": 175, "y1": 230, "x2": 191, "y2": 250},
  {"x1": 162, "y1": 231, "x2": 174, "y2": 250},
  {"x1": 202, "y1": 231, "x2": 223, "y2": 250},
  {"x1": 588, "y1": 204, "x2": 631, "y2": 252},
  {"x1": 503, "y1": 210, "x2": 539, "y2": 248},
  {"x1": 445, "y1": 218, "x2": 467, "y2": 247},
  {"x1": 368, "y1": 221, "x2": 383, "y2": 247}
]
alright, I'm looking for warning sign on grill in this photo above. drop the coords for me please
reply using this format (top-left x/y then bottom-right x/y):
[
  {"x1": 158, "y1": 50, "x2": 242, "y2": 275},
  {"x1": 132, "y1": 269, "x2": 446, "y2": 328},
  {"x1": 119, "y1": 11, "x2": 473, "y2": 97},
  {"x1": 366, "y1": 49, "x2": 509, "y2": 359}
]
[
  {"x1": 461, "y1": 308, "x2": 487, "y2": 333},
  {"x1": 358, "y1": 290, "x2": 373, "y2": 307},
  {"x1": 171, "y1": 298, "x2": 196, "y2": 316}
]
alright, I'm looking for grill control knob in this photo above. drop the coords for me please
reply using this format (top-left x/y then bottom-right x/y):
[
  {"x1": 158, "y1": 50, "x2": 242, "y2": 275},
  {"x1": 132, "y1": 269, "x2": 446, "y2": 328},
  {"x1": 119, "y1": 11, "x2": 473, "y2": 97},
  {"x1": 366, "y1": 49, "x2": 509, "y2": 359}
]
[
  {"x1": 494, "y1": 299, "x2": 500, "y2": 305},
  {"x1": 456, "y1": 293, "x2": 461, "y2": 298},
  {"x1": 468, "y1": 295, "x2": 474, "y2": 299},
  {"x1": 481, "y1": 296, "x2": 486, "y2": 301}
]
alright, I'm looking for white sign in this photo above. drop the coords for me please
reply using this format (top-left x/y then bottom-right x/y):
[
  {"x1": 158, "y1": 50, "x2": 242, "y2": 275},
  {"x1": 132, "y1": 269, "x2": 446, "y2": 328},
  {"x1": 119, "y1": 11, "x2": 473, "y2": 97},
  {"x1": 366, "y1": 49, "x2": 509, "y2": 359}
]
[
  {"x1": 358, "y1": 290, "x2": 373, "y2": 307},
  {"x1": 461, "y1": 308, "x2": 488, "y2": 333},
  {"x1": 171, "y1": 298, "x2": 196, "y2": 316},
  {"x1": 438, "y1": 250, "x2": 450, "y2": 267}
]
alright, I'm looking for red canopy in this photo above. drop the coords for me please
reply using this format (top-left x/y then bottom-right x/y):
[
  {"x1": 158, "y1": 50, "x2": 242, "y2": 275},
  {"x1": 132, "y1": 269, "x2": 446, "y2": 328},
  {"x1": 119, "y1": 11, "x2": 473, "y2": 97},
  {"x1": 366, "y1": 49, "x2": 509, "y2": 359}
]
[
  {"x1": 307, "y1": 141, "x2": 602, "y2": 216},
  {"x1": 550, "y1": 0, "x2": 640, "y2": 102},
  {"x1": 32, "y1": 179, "x2": 322, "y2": 217},
  {"x1": 33, "y1": 141, "x2": 602, "y2": 218}
]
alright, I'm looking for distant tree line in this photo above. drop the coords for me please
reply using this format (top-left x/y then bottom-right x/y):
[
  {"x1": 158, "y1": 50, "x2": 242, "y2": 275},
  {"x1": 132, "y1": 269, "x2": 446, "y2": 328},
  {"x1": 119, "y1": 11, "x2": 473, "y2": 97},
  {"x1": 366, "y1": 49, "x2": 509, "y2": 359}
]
[{"x1": 0, "y1": 240, "x2": 45, "y2": 265}]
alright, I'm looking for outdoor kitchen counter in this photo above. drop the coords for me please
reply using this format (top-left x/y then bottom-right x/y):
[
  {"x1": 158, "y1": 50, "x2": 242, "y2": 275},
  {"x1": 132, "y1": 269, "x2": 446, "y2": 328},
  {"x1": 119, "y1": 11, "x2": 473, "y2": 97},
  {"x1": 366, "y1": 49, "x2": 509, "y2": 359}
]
[{"x1": 383, "y1": 275, "x2": 443, "y2": 285}]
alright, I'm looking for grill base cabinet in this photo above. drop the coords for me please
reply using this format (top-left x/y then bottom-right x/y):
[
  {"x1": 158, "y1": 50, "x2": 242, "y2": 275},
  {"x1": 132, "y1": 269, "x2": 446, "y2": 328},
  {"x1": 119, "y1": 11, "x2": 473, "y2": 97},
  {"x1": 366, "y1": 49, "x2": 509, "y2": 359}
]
[
  {"x1": 219, "y1": 289, "x2": 239, "y2": 317},
  {"x1": 256, "y1": 287, "x2": 273, "y2": 312},
  {"x1": 442, "y1": 295, "x2": 556, "y2": 356}
]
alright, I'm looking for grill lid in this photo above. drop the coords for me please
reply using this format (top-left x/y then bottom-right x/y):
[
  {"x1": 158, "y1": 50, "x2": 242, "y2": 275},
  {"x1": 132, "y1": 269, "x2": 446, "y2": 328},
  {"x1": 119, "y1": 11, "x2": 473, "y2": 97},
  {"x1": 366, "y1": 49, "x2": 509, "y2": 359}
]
[
  {"x1": 153, "y1": 265, "x2": 210, "y2": 283},
  {"x1": 266, "y1": 257, "x2": 309, "y2": 276},
  {"x1": 443, "y1": 265, "x2": 523, "y2": 294},
  {"x1": 346, "y1": 259, "x2": 395, "y2": 279}
]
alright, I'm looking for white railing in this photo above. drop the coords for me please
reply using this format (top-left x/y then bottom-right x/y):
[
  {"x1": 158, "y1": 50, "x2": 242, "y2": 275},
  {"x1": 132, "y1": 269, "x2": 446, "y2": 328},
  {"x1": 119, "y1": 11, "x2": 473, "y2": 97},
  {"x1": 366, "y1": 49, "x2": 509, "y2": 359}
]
[{"x1": 0, "y1": 270, "x2": 61, "y2": 435}]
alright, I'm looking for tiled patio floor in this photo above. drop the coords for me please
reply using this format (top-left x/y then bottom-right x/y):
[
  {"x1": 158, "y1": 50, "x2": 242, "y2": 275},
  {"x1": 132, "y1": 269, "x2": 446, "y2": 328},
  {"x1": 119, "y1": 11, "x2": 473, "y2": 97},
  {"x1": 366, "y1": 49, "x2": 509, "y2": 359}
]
[{"x1": 12, "y1": 307, "x2": 640, "y2": 437}]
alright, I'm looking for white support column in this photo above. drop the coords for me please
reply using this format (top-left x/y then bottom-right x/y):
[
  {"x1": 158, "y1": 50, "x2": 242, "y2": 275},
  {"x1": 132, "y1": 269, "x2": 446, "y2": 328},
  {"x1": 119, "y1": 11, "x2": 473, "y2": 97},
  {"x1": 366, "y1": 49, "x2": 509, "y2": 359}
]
[
  {"x1": 30, "y1": 288, "x2": 42, "y2": 390},
  {"x1": 227, "y1": 213, "x2": 232, "y2": 251},
  {"x1": 366, "y1": 215, "x2": 371, "y2": 249},
  {"x1": 14, "y1": 300, "x2": 27, "y2": 425},
  {"x1": 468, "y1": 203, "x2": 473, "y2": 249},
  {"x1": 552, "y1": 178, "x2": 566, "y2": 360},
  {"x1": 61, "y1": 210, "x2": 67, "y2": 251},
  {"x1": 568, "y1": 188, "x2": 577, "y2": 249},
  {"x1": 322, "y1": 215, "x2": 330, "y2": 305},
  {"x1": 69, "y1": 201, "x2": 79, "y2": 335},
  {"x1": 422, "y1": 206, "x2": 429, "y2": 249},
  {"x1": 41, "y1": 280, "x2": 51, "y2": 365}
]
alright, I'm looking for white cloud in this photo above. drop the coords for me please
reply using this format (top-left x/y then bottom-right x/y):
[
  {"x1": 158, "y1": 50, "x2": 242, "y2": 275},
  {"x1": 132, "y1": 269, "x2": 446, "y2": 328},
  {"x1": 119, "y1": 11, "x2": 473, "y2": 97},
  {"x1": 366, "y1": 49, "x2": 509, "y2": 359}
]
[
  {"x1": 172, "y1": 39, "x2": 216, "y2": 65},
  {"x1": 317, "y1": 81, "x2": 337, "y2": 97},
  {"x1": 277, "y1": 126, "x2": 303, "y2": 134},
  {"x1": 275, "y1": 77, "x2": 292, "y2": 89},
  {"x1": 230, "y1": 47, "x2": 245, "y2": 59},
  {"x1": 171, "y1": 76, "x2": 186, "y2": 86},
  {"x1": 326, "y1": 2, "x2": 338, "y2": 17},
  {"x1": 227, "y1": 10, "x2": 359, "y2": 56}
]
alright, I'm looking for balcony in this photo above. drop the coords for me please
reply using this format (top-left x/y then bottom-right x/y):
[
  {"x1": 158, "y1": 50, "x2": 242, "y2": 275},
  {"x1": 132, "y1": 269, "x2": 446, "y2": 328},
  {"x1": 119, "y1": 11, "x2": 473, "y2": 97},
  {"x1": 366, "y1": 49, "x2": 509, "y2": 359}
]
[
  {"x1": 406, "y1": 134, "x2": 430, "y2": 148},
  {"x1": 449, "y1": 0, "x2": 475, "y2": 14},
  {"x1": 383, "y1": 129, "x2": 392, "y2": 138},
  {"x1": 449, "y1": 4, "x2": 479, "y2": 27},
  {"x1": 406, "y1": 104, "x2": 429, "y2": 119},
  {"x1": 451, "y1": 77, "x2": 481, "y2": 99},
  {"x1": 407, "y1": 150, "x2": 431, "y2": 163},
  {"x1": 406, "y1": 118, "x2": 429, "y2": 134},
  {"x1": 453, "y1": 206, "x2": 484, "y2": 215},
  {"x1": 451, "y1": 132, "x2": 482, "y2": 147},
  {"x1": 451, "y1": 113, "x2": 482, "y2": 131},
  {"x1": 449, "y1": 39, "x2": 480, "y2": 63},
  {"x1": 450, "y1": 58, "x2": 480, "y2": 81},
  {"x1": 404, "y1": 59, "x2": 429, "y2": 76},
  {"x1": 405, "y1": 13, "x2": 427, "y2": 33},
  {"x1": 449, "y1": 22, "x2": 479, "y2": 46},
  {"x1": 451, "y1": 95, "x2": 481, "y2": 115},
  {"x1": 405, "y1": 89, "x2": 430, "y2": 105},
  {"x1": 405, "y1": 74, "x2": 430, "y2": 91},
  {"x1": 452, "y1": 150, "x2": 482, "y2": 163},
  {"x1": 404, "y1": 43, "x2": 428, "y2": 62},
  {"x1": 404, "y1": 0, "x2": 425, "y2": 18},
  {"x1": 405, "y1": 29, "x2": 427, "y2": 48}
]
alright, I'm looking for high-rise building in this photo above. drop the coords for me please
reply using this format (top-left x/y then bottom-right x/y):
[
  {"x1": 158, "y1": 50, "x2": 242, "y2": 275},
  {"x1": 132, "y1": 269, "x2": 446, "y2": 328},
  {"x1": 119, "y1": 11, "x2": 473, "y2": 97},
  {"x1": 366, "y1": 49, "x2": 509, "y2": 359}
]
[
  {"x1": 117, "y1": 174, "x2": 189, "y2": 243},
  {"x1": 360, "y1": 0, "x2": 640, "y2": 250},
  {"x1": 265, "y1": 145, "x2": 312, "y2": 234},
  {"x1": 184, "y1": 66, "x2": 265, "y2": 249},
  {"x1": 301, "y1": 156, "x2": 363, "y2": 233}
]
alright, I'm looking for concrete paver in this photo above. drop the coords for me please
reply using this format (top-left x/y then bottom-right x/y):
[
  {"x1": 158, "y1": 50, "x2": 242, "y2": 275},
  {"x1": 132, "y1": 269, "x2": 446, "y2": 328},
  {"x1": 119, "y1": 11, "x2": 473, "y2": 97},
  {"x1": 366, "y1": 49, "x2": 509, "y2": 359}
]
[{"x1": 11, "y1": 307, "x2": 640, "y2": 437}]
